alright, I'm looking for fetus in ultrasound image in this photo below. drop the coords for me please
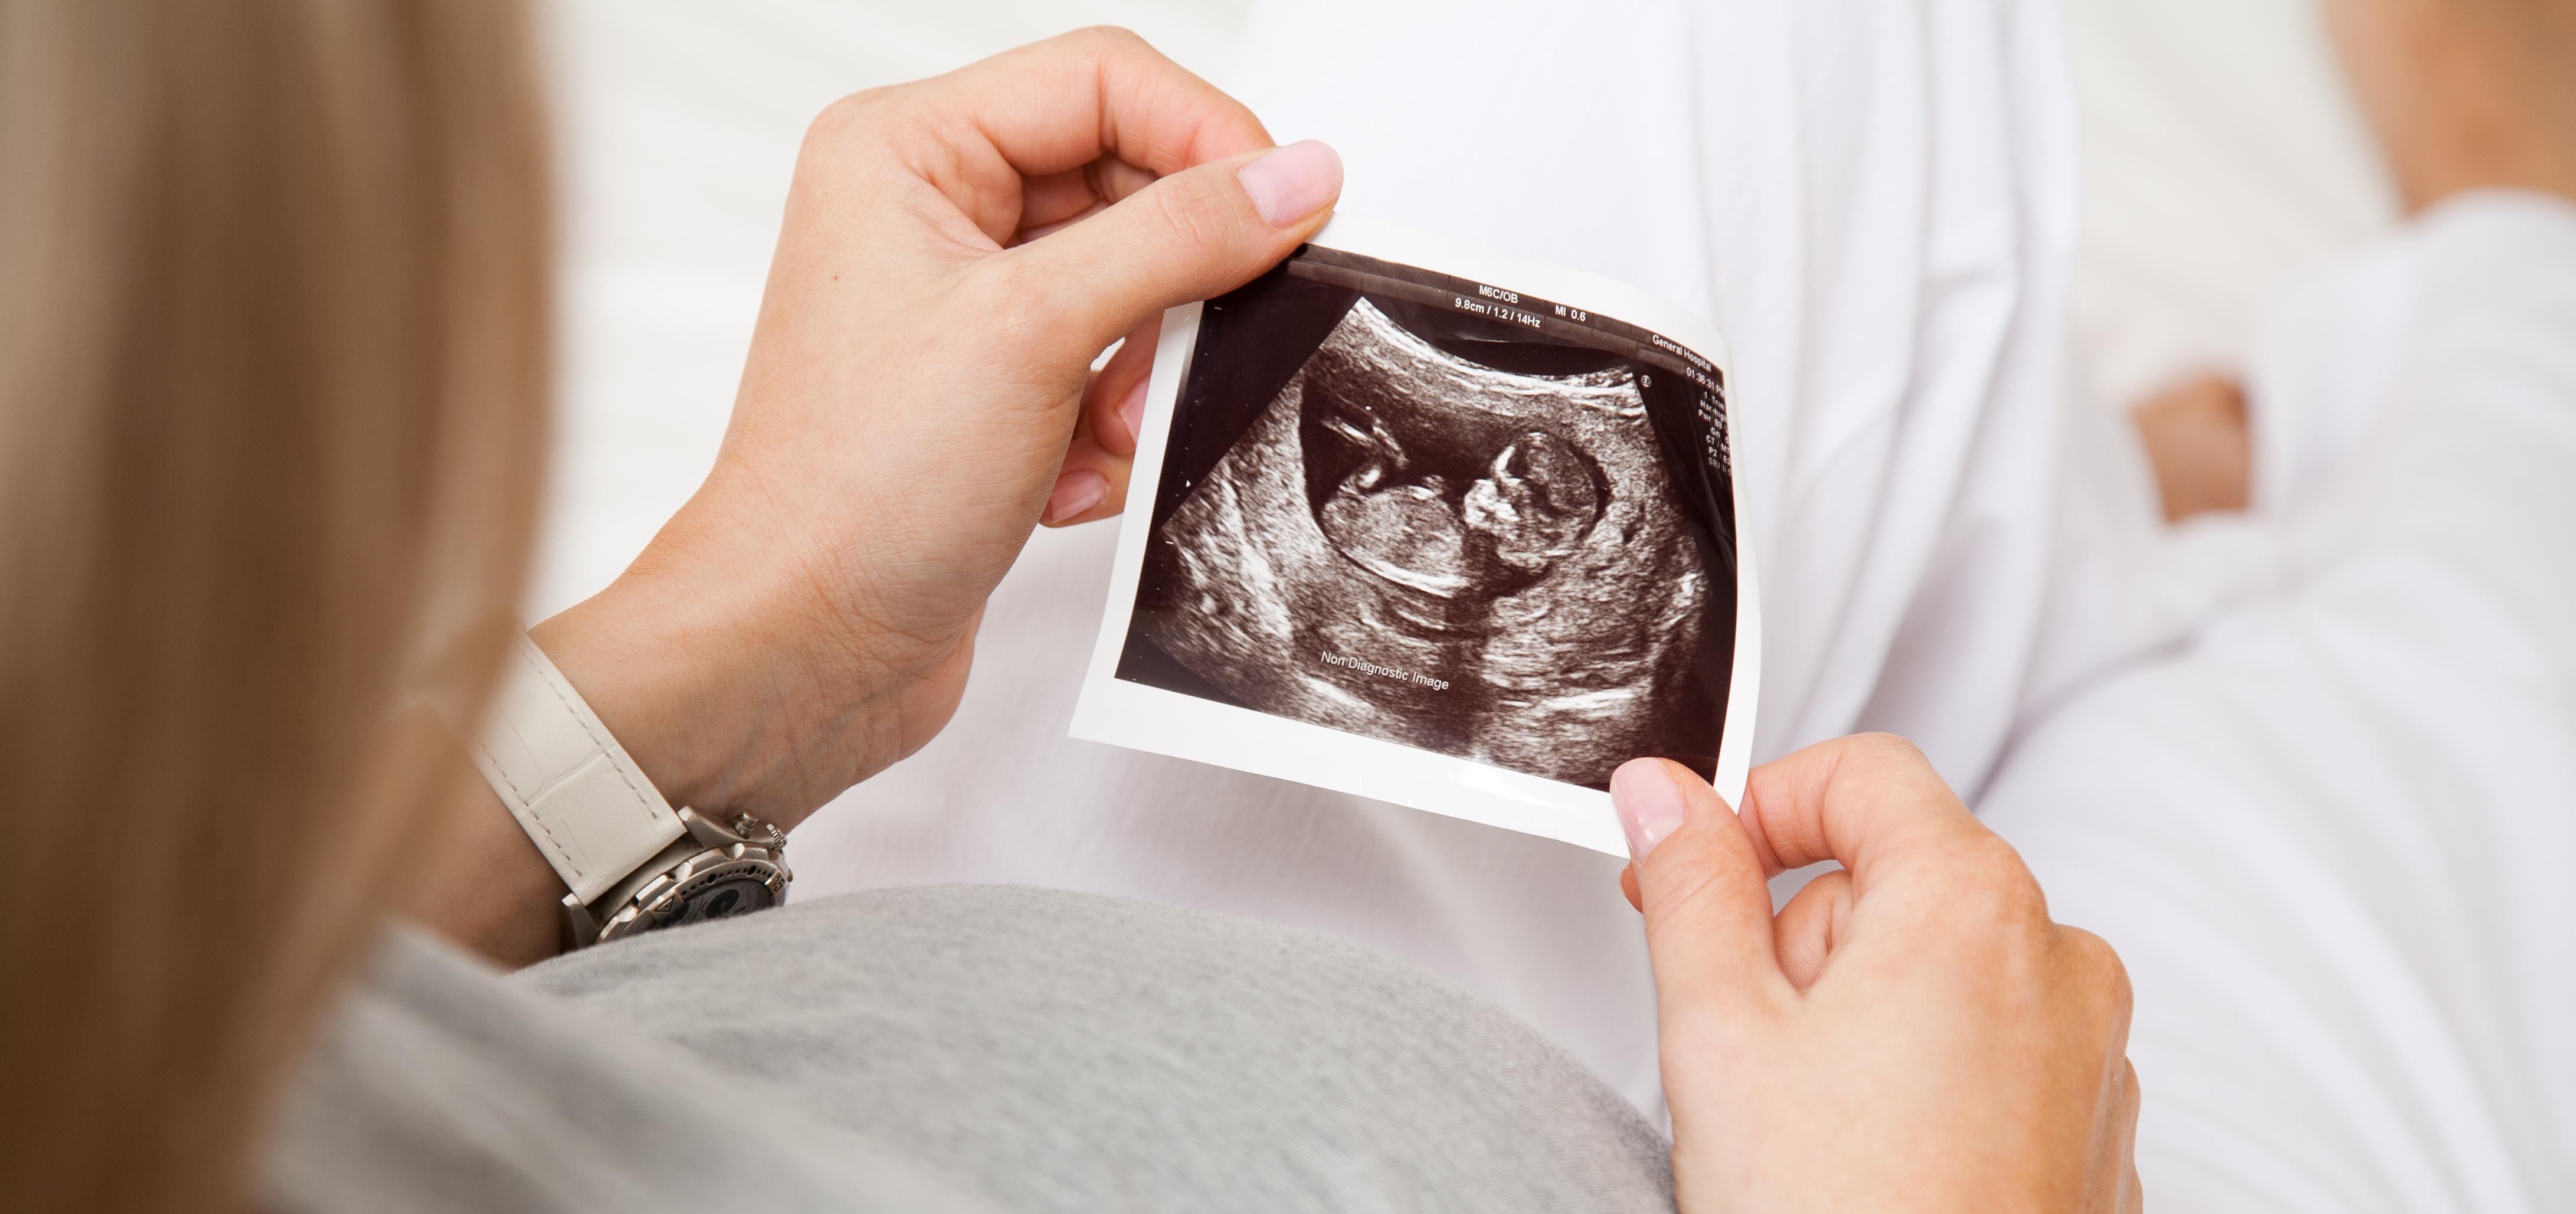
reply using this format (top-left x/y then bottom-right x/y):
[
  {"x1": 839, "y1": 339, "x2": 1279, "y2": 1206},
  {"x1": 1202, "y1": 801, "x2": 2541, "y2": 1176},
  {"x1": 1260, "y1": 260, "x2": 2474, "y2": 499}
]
[{"x1": 1121, "y1": 264, "x2": 1733, "y2": 790}]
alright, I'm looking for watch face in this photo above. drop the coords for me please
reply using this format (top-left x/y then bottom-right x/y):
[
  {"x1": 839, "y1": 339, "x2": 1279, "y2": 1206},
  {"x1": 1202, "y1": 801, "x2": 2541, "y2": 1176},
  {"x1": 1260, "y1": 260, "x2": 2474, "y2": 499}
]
[
  {"x1": 621, "y1": 853, "x2": 787, "y2": 938},
  {"x1": 670, "y1": 872, "x2": 778, "y2": 926}
]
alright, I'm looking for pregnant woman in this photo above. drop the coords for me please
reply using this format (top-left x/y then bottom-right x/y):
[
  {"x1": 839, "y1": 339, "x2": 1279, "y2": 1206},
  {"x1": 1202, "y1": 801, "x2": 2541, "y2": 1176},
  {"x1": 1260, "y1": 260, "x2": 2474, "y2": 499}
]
[{"x1": 2, "y1": 6, "x2": 2139, "y2": 1212}]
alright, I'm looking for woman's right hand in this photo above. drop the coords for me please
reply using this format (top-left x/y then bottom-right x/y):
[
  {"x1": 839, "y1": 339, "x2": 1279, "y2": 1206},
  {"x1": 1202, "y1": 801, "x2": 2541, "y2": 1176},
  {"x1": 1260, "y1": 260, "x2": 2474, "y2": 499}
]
[{"x1": 1612, "y1": 738, "x2": 2143, "y2": 1212}]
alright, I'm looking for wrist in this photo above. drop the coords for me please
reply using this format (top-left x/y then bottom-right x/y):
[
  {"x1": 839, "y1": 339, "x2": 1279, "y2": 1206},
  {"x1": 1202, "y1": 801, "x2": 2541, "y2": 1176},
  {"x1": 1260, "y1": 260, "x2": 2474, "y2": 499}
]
[
  {"x1": 411, "y1": 757, "x2": 575, "y2": 967},
  {"x1": 529, "y1": 568, "x2": 918, "y2": 830},
  {"x1": 417, "y1": 616, "x2": 816, "y2": 966}
]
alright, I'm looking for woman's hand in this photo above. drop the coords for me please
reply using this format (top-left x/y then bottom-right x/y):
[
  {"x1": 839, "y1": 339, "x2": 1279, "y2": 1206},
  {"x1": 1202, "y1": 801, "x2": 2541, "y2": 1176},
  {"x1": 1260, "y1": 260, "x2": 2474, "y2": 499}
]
[
  {"x1": 1612, "y1": 738, "x2": 2143, "y2": 1212},
  {"x1": 415, "y1": 30, "x2": 1337, "y2": 964},
  {"x1": 537, "y1": 28, "x2": 1341, "y2": 824}
]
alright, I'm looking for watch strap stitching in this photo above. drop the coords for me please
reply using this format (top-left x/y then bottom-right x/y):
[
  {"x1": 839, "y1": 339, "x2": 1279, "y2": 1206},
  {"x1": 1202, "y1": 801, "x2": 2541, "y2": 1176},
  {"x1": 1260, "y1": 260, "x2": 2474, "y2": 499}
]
[
  {"x1": 437, "y1": 633, "x2": 687, "y2": 904},
  {"x1": 459, "y1": 723, "x2": 572, "y2": 869},
  {"x1": 513, "y1": 638, "x2": 671, "y2": 845}
]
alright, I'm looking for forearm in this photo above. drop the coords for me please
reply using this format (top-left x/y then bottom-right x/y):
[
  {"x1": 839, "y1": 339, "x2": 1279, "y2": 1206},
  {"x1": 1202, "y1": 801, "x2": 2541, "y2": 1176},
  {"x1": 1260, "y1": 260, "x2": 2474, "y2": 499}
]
[
  {"x1": 404, "y1": 577, "x2": 915, "y2": 968},
  {"x1": 2326, "y1": 0, "x2": 2576, "y2": 212}
]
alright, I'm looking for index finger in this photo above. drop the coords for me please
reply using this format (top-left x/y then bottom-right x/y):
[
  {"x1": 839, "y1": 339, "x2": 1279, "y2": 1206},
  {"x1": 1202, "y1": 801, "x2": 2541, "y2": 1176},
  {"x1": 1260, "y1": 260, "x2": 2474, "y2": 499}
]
[
  {"x1": 963, "y1": 27, "x2": 1272, "y2": 174},
  {"x1": 897, "y1": 28, "x2": 1275, "y2": 241},
  {"x1": 1737, "y1": 734, "x2": 2001, "y2": 891}
]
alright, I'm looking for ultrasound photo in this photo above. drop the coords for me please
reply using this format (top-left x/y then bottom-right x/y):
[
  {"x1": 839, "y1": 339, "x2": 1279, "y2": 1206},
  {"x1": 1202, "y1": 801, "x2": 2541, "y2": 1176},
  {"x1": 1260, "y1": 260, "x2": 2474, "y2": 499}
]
[{"x1": 1113, "y1": 246, "x2": 1740, "y2": 791}]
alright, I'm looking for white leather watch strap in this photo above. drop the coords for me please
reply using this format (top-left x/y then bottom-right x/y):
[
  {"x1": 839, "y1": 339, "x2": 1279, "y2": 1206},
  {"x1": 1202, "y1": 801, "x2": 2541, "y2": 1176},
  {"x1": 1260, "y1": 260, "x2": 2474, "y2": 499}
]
[{"x1": 451, "y1": 633, "x2": 687, "y2": 904}]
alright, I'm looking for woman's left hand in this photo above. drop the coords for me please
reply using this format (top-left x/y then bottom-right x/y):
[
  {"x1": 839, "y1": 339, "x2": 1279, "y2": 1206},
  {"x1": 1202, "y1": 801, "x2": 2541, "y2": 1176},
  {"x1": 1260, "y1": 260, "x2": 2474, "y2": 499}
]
[
  {"x1": 535, "y1": 28, "x2": 1341, "y2": 826},
  {"x1": 1615, "y1": 740, "x2": 2144, "y2": 1212}
]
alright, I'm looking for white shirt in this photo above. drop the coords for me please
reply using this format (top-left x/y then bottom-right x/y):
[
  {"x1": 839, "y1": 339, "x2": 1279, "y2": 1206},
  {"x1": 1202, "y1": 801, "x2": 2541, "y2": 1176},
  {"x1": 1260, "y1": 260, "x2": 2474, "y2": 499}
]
[{"x1": 1985, "y1": 194, "x2": 2576, "y2": 1212}]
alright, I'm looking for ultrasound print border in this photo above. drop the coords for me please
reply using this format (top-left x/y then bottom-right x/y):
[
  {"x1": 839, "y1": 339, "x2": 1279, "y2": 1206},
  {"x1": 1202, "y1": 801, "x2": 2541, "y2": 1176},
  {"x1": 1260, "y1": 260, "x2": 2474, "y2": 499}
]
[{"x1": 1071, "y1": 215, "x2": 1762, "y2": 857}]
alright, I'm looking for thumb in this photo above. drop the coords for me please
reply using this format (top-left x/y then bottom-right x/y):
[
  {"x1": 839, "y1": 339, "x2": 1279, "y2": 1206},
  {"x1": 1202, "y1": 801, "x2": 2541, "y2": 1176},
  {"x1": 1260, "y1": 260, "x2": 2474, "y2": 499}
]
[
  {"x1": 1613, "y1": 759, "x2": 1792, "y2": 1016},
  {"x1": 987, "y1": 140, "x2": 1343, "y2": 364}
]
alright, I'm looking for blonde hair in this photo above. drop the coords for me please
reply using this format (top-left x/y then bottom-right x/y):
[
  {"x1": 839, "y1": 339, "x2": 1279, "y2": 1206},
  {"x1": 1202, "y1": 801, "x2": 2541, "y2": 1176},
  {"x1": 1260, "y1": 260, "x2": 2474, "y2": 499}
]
[{"x1": 0, "y1": 1, "x2": 551, "y2": 1210}]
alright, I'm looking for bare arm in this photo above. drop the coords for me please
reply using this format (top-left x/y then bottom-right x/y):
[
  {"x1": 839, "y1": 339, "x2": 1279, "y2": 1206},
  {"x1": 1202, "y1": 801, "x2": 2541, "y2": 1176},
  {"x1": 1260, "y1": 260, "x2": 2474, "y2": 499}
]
[{"x1": 2327, "y1": 0, "x2": 2576, "y2": 212}]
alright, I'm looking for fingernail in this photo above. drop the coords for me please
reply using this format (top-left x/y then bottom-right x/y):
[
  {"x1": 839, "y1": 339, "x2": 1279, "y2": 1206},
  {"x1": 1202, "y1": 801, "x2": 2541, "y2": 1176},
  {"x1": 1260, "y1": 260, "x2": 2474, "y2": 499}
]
[
  {"x1": 1044, "y1": 469, "x2": 1108, "y2": 524},
  {"x1": 1118, "y1": 376, "x2": 1149, "y2": 448},
  {"x1": 1611, "y1": 760, "x2": 1690, "y2": 862},
  {"x1": 1238, "y1": 140, "x2": 1343, "y2": 229}
]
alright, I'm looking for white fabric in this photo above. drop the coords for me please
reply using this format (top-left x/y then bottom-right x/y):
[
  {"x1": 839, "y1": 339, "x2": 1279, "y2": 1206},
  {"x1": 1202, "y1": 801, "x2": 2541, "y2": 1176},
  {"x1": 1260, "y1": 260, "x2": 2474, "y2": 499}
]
[
  {"x1": 774, "y1": 0, "x2": 2093, "y2": 1117},
  {"x1": 1983, "y1": 193, "x2": 2576, "y2": 1212},
  {"x1": 2063, "y1": 0, "x2": 2401, "y2": 414}
]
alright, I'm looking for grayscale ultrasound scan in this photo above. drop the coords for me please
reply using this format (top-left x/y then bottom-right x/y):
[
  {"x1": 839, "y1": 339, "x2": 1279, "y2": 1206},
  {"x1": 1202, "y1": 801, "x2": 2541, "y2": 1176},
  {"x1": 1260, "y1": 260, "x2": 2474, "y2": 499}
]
[{"x1": 1113, "y1": 245, "x2": 1739, "y2": 791}]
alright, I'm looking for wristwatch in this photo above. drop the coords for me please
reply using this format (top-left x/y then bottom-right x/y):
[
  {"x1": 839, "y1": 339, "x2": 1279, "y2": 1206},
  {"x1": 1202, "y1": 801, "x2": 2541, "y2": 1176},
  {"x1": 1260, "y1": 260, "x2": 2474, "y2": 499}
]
[{"x1": 436, "y1": 631, "x2": 792, "y2": 952}]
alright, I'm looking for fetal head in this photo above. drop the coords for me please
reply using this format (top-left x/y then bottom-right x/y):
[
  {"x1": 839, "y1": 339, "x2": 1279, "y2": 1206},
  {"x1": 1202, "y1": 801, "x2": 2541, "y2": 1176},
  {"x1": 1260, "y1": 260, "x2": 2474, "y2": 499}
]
[{"x1": 1462, "y1": 431, "x2": 1599, "y2": 574}]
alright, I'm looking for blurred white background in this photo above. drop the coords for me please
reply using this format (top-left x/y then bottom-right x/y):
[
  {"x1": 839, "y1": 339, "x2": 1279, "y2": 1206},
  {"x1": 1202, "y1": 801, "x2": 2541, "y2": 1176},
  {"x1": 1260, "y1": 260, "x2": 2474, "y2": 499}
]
[
  {"x1": 532, "y1": 0, "x2": 2397, "y2": 617},
  {"x1": 2065, "y1": 0, "x2": 2398, "y2": 409}
]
